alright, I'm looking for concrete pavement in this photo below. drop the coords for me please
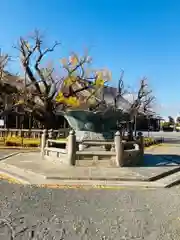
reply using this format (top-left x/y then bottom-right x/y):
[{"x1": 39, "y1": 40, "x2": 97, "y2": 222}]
[{"x1": 1, "y1": 143, "x2": 180, "y2": 188}]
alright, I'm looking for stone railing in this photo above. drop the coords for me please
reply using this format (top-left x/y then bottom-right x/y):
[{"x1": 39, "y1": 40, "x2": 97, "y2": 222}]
[{"x1": 41, "y1": 130, "x2": 144, "y2": 167}]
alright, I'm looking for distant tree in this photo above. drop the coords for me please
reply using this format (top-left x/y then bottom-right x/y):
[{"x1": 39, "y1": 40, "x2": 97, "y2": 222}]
[
  {"x1": 168, "y1": 116, "x2": 175, "y2": 125},
  {"x1": 176, "y1": 116, "x2": 180, "y2": 124},
  {"x1": 0, "y1": 50, "x2": 20, "y2": 117},
  {"x1": 116, "y1": 75, "x2": 155, "y2": 138}
]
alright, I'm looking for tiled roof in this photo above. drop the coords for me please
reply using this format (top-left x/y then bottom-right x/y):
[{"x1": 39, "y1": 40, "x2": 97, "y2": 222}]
[
  {"x1": 2, "y1": 71, "x2": 25, "y2": 89},
  {"x1": 103, "y1": 86, "x2": 131, "y2": 111}
]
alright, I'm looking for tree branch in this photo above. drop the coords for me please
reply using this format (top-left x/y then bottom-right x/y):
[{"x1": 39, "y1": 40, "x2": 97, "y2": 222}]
[{"x1": 35, "y1": 38, "x2": 60, "y2": 95}]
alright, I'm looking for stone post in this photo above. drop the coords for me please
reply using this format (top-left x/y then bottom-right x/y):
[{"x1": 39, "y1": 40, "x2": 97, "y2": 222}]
[
  {"x1": 138, "y1": 132, "x2": 144, "y2": 161},
  {"x1": 41, "y1": 129, "x2": 47, "y2": 159},
  {"x1": 48, "y1": 129, "x2": 54, "y2": 147},
  {"x1": 19, "y1": 129, "x2": 23, "y2": 146},
  {"x1": 114, "y1": 131, "x2": 124, "y2": 167},
  {"x1": 67, "y1": 130, "x2": 76, "y2": 166}
]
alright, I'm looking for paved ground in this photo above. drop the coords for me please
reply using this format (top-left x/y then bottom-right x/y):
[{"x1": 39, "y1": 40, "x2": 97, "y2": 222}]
[
  {"x1": 1, "y1": 137, "x2": 180, "y2": 239},
  {"x1": 1, "y1": 149, "x2": 180, "y2": 185},
  {"x1": 144, "y1": 144, "x2": 180, "y2": 166},
  {"x1": 0, "y1": 149, "x2": 19, "y2": 159},
  {"x1": 1, "y1": 181, "x2": 180, "y2": 239}
]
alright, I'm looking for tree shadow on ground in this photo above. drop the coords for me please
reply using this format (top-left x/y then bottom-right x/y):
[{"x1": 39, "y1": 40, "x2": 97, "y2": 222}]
[{"x1": 142, "y1": 154, "x2": 180, "y2": 167}]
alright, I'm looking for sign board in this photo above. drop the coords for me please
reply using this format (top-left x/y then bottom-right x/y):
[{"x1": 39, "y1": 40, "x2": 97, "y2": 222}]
[{"x1": 0, "y1": 119, "x2": 5, "y2": 127}]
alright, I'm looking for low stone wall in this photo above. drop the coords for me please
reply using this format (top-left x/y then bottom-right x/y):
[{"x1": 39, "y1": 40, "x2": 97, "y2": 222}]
[{"x1": 41, "y1": 130, "x2": 145, "y2": 167}]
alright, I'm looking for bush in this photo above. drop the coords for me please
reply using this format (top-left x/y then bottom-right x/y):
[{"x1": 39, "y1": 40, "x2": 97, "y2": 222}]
[
  {"x1": 144, "y1": 137, "x2": 162, "y2": 147},
  {"x1": 0, "y1": 136, "x2": 67, "y2": 148},
  {"x1": 161, "y1": 122, "x2": 174, "y2": 132},
  {"x1": 3, "y1": 136, "x2": 40, "y2": 147}
]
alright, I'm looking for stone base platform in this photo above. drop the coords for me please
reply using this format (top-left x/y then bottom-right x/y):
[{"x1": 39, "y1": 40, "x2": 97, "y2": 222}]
[{"x1": 0, "y1": 152, "x2": 180, "y2": 188}]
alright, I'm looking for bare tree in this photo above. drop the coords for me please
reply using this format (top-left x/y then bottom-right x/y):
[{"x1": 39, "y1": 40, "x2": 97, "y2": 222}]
[
  {"x1": 176, "y1": 116, "x2": 180, "y2": 124},
  {"x1": 128, "y1": 78, "x2": 155, "y2": 117},
  {"x1": 129, "y1": 78, "x2": 155, "y2": 137},
  {"x1": 113, "y1": 74, "x2": 155, "y2": 138},
  {"x1": 14, "y1": 31, "x2": 62, "y2": 128},
  {"x1": 8, "y1": 30, "x2": 112, "y2": 128}
]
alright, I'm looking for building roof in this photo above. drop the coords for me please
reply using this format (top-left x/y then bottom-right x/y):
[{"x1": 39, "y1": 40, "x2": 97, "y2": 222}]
[
  {"x1": 103, "y1": 86, "x2": 131, "y2": 111},
  {"x1": 2, "y1": 71, "x2": 25, "y2": 88}
]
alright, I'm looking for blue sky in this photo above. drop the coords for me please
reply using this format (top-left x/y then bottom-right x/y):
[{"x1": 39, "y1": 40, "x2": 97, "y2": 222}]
[{"x1": 0, "y1": 0, "x2": 180, "y2": 117}]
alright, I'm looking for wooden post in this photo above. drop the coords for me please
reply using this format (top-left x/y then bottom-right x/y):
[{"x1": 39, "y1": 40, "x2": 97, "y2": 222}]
[
  {"x1": 114, "y1": 131, "x2": 124, "y2": 167},
  {"x1": 67, "y1": 130, "x2": 76, "y2": 166},
  {"x1": 41, "y1": 129, "x2": 47, "y2": 159},
  {"x1": 138, "y1": 132, "x2": 144, "y2": 161}
]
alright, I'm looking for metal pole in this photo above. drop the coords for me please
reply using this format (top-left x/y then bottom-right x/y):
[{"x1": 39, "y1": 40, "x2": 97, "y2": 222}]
[
  {"x1": 148, "y1": 117, "x2": 150, "y2": 137},
  {"x1": 24, "y1": 70, "x2": 27, "y2": 129},
  {"x1": 134, "y1": 115, "x2": 137, "y2": 137}
]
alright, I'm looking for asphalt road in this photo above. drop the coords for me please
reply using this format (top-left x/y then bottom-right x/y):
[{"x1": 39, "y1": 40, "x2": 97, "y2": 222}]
[
  {"x1": 142, "y1": 131, "x2": 180, "y2": 144},
  {"x1": 142, "y1": 131, "x2": 180, "y2": 139},
  {"x1": 1, "y1": 181, "x2": 180, "y2": 239}
]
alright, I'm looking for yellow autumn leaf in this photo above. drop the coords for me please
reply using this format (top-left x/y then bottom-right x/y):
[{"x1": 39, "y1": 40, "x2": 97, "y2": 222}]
[
  {"x1": 69, "y1": 55, "x2": 78, "y2": 66},
  {"x1": 56, "y1": 92, "x2": 65, "y2": 102},
  {"x1": 96, "y1": 71, "x2": 103, "y2": 79},
  {"x1": 60, "y1": 58, "x2": 67, "y2": 66},
  {"x1": 65, "y1": 96, "x2": 80, "y2": 107},
  {"x1": 87, "y1": 97, "x2": 96, "y2": 105},
  {"x1": 25, "y1": 41, "x2": 30, "y2": 50},
  {"x1": 63, "y1": 76, "x2": 76, "y2": 86},
  {"x1": 16, "y1": 100, "x2": 24, "y2": 105},
  {"x1": 95, "y1": 77, "x2": 104, "y2": 87}
]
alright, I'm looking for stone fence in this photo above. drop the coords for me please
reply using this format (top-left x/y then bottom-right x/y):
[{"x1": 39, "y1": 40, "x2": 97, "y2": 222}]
[{"x1": 41, "y1": 130, "x2": 144, "y2": 167}]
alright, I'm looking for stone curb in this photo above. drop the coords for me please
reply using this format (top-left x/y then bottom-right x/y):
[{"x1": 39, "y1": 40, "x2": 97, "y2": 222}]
[
  {"x1": 0, "y1": 163, "x2": 180, "y2": 188},
  {"x1": 36, "y1": 180, "x2": 165, "y2": 188},
  {"x1": 45, "y1": 176, "x2": 146, "y2": 181},
  {"x1": 0, "y1": 152, "x2": 20, "y2": 161},
  {"x1": 148, "y1": 167, "x2": 180, "y2": 181},
  {"x1": 0, "y1": 163, "x2": 146, "y2": 183},
  {"x1": 0, "y1": 163, "x2": 46, "y2": 184},
  {"x1": 0, "y1": 166, "x2": 164, "y2": 188},
  {"x1": 165, "y1": 179, "x2": 180, "y2": 188},
  {"x1": 45, "y1": 167, "x2": 180, "y2": 182},
  {"x1": 0, "y1": 146, "x2": 39, "y2": 151},
  {"x1": 0, "y1": 169, "x2": 30, "y2": 185}
]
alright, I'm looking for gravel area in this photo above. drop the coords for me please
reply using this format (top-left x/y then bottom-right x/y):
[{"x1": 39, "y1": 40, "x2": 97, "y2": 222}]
[{"x1": 1, "y1": 181, "x2": 180, "y2": 239}]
